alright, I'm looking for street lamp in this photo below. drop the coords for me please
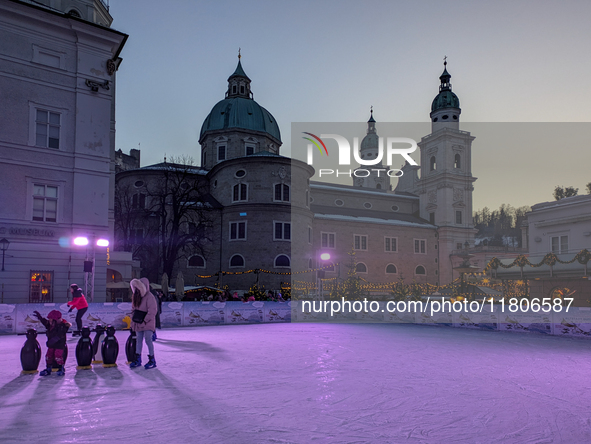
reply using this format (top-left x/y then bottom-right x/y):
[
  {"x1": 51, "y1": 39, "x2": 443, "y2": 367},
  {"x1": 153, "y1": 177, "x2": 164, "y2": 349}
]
[
  {"x1": 0, "y1": 238, "x2": 9, "y2": 271},
  {"x1": 73, "y1": 235, "x2": 109, "y2": 302},
  {"x1": 318, "y1": 252, "x2": 332, "y2": 301}
]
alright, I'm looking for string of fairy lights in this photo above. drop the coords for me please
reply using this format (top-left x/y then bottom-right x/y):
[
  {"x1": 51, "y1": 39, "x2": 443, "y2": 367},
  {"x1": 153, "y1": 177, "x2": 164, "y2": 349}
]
[{"x1": 192, "y1": 250, "x2": 590, "y2": 300}]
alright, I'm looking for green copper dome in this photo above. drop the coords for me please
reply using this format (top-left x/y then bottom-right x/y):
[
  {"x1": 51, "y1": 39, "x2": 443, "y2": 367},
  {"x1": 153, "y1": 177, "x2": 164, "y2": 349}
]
[
  {"x1": 200, "y1": 59, "x2": 281, "y2": 142},
  {"x1": 200, "y1": 97, "x2": 281, "y2": 142},
  {"x1": 431, "y1": 90, "x2": 460, "y2": 112}
]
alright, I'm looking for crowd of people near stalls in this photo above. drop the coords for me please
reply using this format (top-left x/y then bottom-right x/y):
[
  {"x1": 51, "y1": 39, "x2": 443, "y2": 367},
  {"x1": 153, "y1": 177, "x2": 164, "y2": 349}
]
[{"x1": 180, "y1": 289, "x2": 288, "y2": 303}]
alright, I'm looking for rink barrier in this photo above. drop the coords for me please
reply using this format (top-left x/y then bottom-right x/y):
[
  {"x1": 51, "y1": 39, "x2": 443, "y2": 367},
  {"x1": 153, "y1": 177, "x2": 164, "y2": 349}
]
[
  {"x1": 0, "y1": 301, "x2": 292, "y2": 335},
  {"x1": 291, "y1": 301, "x2": 591, "y2": 340},
  {"x1": 2, "y1": 300, "x2": 590, "y2": 339}
]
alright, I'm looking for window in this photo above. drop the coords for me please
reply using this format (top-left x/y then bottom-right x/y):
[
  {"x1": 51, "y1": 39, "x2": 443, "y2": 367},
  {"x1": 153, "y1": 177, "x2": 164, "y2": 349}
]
[
  {"x1": 376, "y1": 183, "x2": 382, "y2": 189},
  {"x1": 385, "y1": 237, "x2": 397, "y2": 252},
  {"x1": 354, "y1": 235, "x2": 368, "y2": 250},
  {"x1": 456, "y1": 243, "x2": 463, "y2": 250},
  {"x1": 35, "y1": 109, "x2": 60, "y2": 148},
  {"x1": 274, "y1": 222, "x2": 291, "y2": 241},
  {"x1": 551, "y1": 235, "x2": 569, "y2": 254},
  {"x1": 430, "y1": 156, "x2": 436, "y2": 171},
  {"x1": 217, "y1": 145, "x2": 226, "y2": 161},
  {"x1": 233, "y1": 183, "x2": 247, "y2": 202},
  {"x1": 429, "y1": 213, "x2": 435, "y2": 224},
  {"x1": 188, "y1": 255, "x2": 205, "y2": 268},
  {"x1": 274, "y1": 254, "x2": 290, "y2": 268},
  {"x1": 454, "y1": 154, "x2": 461, "y2": 169},
  {"x1": 230, "y1": 254, "x2": 244, "y2": 268},
  {"x1": 321, "y1": 232, "x2": 336, "y2": 249},
  {"x1": 414, "y1": 239, "x2": 426, "y2": 254},
  {"x1": 308, "y1": 258, "x2": 313, "y2": 269},
  {"x1": 245, "y1": 144, "x2": 255, "y2": 156},
  {"x1": 235, "y1": 169, "x2": 246, "y2": 178},
  {"x1": 456, "y1": 211, "x2": 462, "y2": 225},
  {"x1": 306, "y1": 190, "x2": 309, "y2": 207},
  {"x1": 202, "y1": 151, "x2": 207, "y2": 166},
  {"x1": 386, "y1": 264, "x2": 397, "y2": 274},
  {"x1": 415, "y1": 265, "x2": 426, "y2": 275},
  {"x1": 33, "y1": 184, "x2": 57, "y2": 222},
  {"x1": 355, "y1": 263, "x2": 367, "y2": 273},
  {"x1": 132, "y1": 193, "x2": 146, "y2": 209},
  {"x1": 274, "y1": 183, "x2": 290, "y2": 202},
  {"x1": 229, "y1": 221, "x2": 246, "y2": 240},
  {"x1": 308, "y1": 226, "x2": 312, "y2": 244},
  {"x1": 30, "y1": 271, "x2": 53, "y2": 303},
  {"x1": 364, "y1": 202, "x2": 372, "y2": 209}
]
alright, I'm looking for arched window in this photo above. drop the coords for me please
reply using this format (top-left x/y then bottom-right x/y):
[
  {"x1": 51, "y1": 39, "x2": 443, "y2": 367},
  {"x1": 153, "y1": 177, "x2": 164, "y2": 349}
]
[
  {"x1": 355, "y1": 263, "x2": 367, "y2": 273},
  {"x1": 308, "y1": 258, "x2": 313, "y2": 269},
  {"x1": 230, "y1": 254, "x2": 244, "y2": 268},
  {"x1": 454, "y1": 154, "x2": 461, "y2": 169},
  {"x1": 274, "y1": 254, "x2": 290, "y2": 267},
  {"x1": 274, "y1": 183, "x2": 290, "y2": 202},
  {"x1": 376, "y1": 183, "x2": 382, "y2": 189},
  {"x1": 188, "y1": 255, "x2": 205, "y2": 268},
  {"x1": 415, "y1": 265, "x2": 426, "y2": 275},
  {"x1": 430, "y1": 156, "x2": 436, "y2": 171},
  {"x1": 386, "y1": 264, "x2": 397, "y2": 274}
]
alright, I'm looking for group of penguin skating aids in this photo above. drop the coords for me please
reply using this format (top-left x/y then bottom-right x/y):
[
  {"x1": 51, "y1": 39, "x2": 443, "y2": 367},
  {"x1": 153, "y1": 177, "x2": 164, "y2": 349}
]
[{"x1": 20, "y1": 325, "x2": 143, "y2": 376}]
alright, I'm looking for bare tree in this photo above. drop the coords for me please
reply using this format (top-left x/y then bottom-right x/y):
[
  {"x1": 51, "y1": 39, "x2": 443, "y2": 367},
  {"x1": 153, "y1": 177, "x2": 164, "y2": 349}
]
[{"x1": 144, "y1": 156, "x2": 217, "y2": 280}]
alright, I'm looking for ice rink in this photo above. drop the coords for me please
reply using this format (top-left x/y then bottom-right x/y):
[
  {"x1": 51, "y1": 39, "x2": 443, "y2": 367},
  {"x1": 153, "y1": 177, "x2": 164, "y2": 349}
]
[{"x1": 1, "y1": 323, "x2": 591, "y2": 443}]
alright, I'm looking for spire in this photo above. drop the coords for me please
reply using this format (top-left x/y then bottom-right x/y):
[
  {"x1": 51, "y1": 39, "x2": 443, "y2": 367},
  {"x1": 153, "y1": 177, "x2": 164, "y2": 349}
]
[
  {"x1": 439, "y1": 56, "x2": 452, "y2": 92},
  {"x1": 367, "y1": 107, "x2": 376, "y2": 134},
  {"x1": 226, "y1": 52, "x2": 252, "y2": 99}
]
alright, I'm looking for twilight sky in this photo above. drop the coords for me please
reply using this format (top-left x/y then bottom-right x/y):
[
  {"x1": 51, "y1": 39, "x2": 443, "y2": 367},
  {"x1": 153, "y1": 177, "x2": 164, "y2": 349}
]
[{"x1": 109, "y1": 0, "x2": 591, "y2": 211}]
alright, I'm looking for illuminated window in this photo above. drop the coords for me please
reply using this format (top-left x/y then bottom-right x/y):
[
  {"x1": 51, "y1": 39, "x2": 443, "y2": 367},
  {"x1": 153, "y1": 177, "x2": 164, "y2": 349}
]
[
  {"x1": 33, "y1": 184, "x2": 57, "y2": 222},
  {"x1": 454, "y1": 154, "x2": 461, "y2": 169},
  {"x1": 30, "y1": 271, "x2": 53, "y2": 303},
  {"x1": 35, "y1": 109, "x2": 60, "y2": 148},
  {"x1": 430, "y1": 156, "x2": 436, "y2": 171}
]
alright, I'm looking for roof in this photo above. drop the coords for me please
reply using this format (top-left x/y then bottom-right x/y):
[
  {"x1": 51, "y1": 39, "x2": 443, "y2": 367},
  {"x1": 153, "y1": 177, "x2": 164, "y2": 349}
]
[
  {"x1": 228, "y1": 60, "x2": 250, "y2": 81},
  {"x1": 431, "y1": 90, "x2": 460, "y2": 112},
  {"x1": 310, "y1": 182, "x2": 419, "y2": 200},
  {"x1": 249, "y1": 150, "x2": 286, "y2": 157},
  {"x1": 199, "y1": 97, "x2": 281, "y2": 142},
  {"x1": 313, "y1": 212, "x2": 435, "y2": 229},
  {"x1": 138, "y1": 162, "x2": 209, "y2": 175}
]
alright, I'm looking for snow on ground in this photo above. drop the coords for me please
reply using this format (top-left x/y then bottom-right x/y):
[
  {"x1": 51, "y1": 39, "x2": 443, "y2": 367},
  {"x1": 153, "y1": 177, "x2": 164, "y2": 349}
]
[{"x1": 1, "y1": 323, "x2": 591, "y2": 443}]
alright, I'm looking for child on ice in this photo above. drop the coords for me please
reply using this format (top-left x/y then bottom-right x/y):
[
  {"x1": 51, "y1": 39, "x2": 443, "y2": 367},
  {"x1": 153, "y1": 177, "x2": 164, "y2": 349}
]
[{"x1": 33, "y1": 310, "x2": 71, "y2": 376}]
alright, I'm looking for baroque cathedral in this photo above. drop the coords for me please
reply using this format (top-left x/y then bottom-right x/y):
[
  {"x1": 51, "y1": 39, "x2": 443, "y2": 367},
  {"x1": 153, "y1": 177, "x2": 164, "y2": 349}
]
[{"x1": 115, "y1": 58, "x2": 477, "y2": 294}]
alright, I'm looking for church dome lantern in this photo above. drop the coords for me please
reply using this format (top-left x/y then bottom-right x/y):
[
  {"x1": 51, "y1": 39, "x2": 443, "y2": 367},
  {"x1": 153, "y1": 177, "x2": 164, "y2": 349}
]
[{"x1": 430, "y1": 59, "x2": 461, "y2": 130}]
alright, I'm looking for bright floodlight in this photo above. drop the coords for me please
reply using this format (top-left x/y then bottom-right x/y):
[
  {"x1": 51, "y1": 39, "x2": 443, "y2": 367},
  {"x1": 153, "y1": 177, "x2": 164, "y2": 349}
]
[
  {"x1": 320, "y1": 253, "x2": 331, "y2": 261},
  {"x1": 96, "y1": 239, "x2": 109, "y2": 247},
  {"x1": 73, "y1": 236, "x2": 89, "y2": 246}
]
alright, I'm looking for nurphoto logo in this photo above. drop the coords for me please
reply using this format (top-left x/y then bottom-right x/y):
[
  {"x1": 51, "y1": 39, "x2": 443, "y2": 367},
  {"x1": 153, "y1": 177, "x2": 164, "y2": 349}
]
[{"x1": 302, "y1": 132, "x2": 418, "y2": 178}]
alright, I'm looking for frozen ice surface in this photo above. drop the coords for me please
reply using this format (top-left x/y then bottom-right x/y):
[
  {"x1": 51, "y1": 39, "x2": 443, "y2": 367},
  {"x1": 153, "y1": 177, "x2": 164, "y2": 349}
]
[{"x1": 2, "y1": 323, "x2": 591, "y2": 443}]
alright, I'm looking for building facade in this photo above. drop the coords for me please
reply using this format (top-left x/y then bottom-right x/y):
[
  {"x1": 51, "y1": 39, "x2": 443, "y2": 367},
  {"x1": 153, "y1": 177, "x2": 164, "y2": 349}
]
[
  {"x1": 116, "y1": 59, "x2": 478, "y2": 294},
  {"x1": 0, "y1": 0, "x2": 127, "y2": 303}
]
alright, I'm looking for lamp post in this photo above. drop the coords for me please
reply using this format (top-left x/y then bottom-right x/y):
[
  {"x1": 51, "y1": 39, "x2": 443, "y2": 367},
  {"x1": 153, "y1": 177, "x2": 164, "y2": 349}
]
[
  {"x1": 73, "y1": 235, "x2": 109, "y2": 302},
  {"x1": 0, "y1": 238, "x2": 8, "y2": 304},
  {"x1": 319, "y1": 252, "x2": 332, "y2": 301}
]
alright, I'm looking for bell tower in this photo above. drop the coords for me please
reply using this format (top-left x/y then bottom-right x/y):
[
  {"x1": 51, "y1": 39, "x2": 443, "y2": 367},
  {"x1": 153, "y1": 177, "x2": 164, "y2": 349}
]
[
  {"x1": 417, "y1": 60, "x2": 477, "y2": 283},
  {"x1": 352, "y1": 109, "x2": 390, "y2": 190}
]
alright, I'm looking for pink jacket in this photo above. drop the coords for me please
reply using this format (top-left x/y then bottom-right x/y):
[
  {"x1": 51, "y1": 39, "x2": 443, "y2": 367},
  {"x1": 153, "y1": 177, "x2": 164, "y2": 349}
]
[{"x1": 130, "y1": 279, "x2": 157, "y2": 332}]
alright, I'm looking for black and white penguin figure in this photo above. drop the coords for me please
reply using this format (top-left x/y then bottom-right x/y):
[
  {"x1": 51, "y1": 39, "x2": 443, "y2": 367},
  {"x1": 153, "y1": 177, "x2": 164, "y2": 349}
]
[
  {"x1": 101, "y1": 325, "x2": 119, "y2": 367},
  {"x1": 125, "y1": 329, "x2": 136, "y2": 365},
  {"x1": 75, "y1": 327, "x2": 93, "y2": 369},
  {"x1": 92, "y1": 324, "x2": 105, "y2": 364},
  {"x1": 20, "y1": 328, "x2": 41, "y2": 374}
]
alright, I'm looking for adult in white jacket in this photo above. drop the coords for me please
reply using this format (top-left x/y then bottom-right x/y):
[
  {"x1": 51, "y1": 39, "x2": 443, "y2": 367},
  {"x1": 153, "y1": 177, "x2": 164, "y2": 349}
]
[{"x1": 130, "y1": 278, "x2": 158, "y2": 369}]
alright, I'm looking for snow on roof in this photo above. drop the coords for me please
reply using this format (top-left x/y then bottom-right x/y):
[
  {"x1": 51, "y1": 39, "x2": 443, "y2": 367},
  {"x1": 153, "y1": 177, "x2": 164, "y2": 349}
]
[{"x1": 314, "y1": 213, "x2": 435, "y2": 228}]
